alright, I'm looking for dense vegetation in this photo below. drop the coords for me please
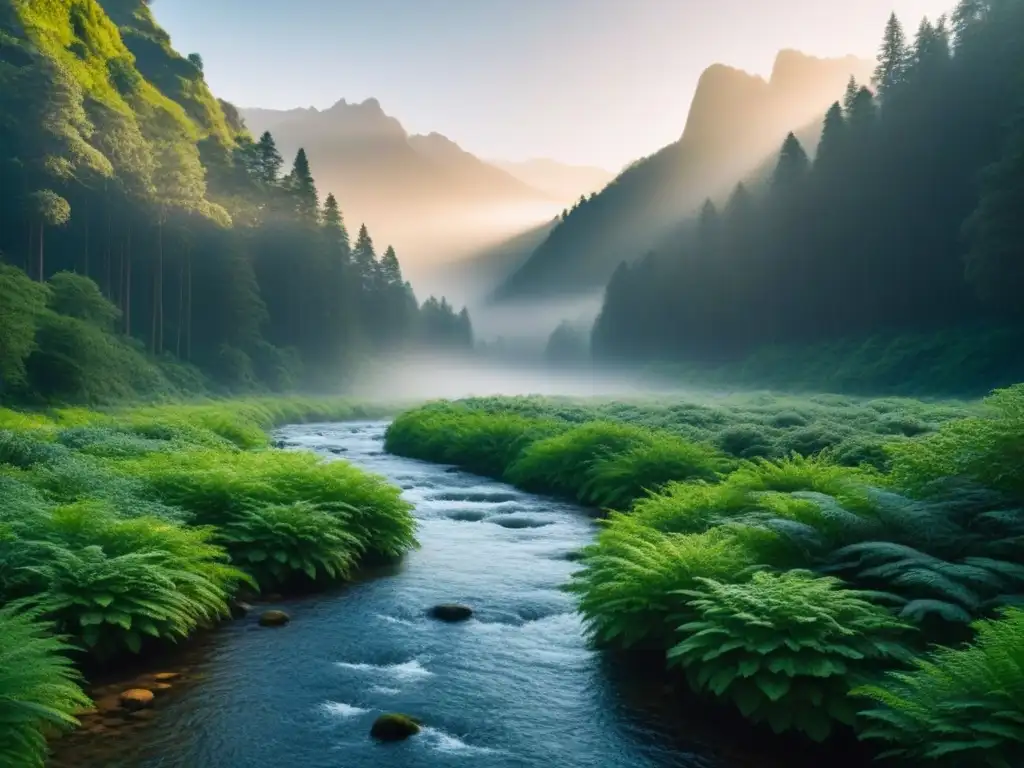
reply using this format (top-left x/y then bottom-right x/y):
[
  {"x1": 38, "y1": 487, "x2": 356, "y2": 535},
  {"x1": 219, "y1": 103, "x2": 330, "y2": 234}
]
[
  {"x1": 385, "y1": 386, "x2": 1024, "y2": 763},
  {"x1": 0, "y1": 397, "x2": 416, "y2": 766},
  {"x1": 0, "y1": 0, "x2": 473, "y2": 404},
  {"x1": 591, "y1": 1, "x2": 1024, "y2": 395}
]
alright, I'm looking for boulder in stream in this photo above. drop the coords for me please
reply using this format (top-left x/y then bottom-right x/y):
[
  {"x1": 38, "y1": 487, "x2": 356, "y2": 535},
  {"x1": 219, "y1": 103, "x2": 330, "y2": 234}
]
[
  {"x1": 119, "y1": 689, "x2": 155, "y2": 711},
  {"x1": 370, "y1": 713, "x2": 422, "y2": 741},
  {"x1": 428, "y1": 603, "x2": 473, "y2": 622},
  {"x1": 258, "y1": 610, "x2": 291, "y2": 627}
]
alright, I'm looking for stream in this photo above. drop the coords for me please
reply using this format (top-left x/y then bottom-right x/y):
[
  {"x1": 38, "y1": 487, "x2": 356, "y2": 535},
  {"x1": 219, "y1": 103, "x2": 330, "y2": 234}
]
[{"x1": 56, "y1": 421, "x2": 748, "y2": 768}]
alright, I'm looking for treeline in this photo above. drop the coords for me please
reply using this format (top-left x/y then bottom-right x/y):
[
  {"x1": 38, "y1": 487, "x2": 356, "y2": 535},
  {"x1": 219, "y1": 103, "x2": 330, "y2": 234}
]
[
  {"x1": 0, "y1": 0, "x2": 472, "y2": 403},
  {"x1": 592, "y1": 0, "x2": 1024, "y2": 379}
]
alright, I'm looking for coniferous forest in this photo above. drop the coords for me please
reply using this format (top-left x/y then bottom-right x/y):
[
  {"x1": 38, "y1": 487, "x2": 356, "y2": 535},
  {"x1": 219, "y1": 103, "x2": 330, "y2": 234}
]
[
  {"x1": 0, "y1": 0, "x2": 472, "y2": 405},
  {"x1": 592, "y1": 2, "x2": 1024, "y2": 394}
]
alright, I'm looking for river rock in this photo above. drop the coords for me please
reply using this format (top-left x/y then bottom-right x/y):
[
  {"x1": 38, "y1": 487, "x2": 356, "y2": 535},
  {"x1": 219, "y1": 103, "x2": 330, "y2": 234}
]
[
  {"x1": 230, "y1": 600, "x2": 253, "y2": 618},
  {"x1": 428, "y1": 603, "x2": 473, "y2": 622},
  {"x1": 119, "y1": 689, "x2": 154, "y2": 711},
  {"x1": 370, "y1": 713, "x2": 421, "y2": 741},
  {"x1": 258, "y1": 610, "x2": 291, "y2": 627},
  {"x1": 152, "y1": 672, "x2": 181, "y2": 682}
]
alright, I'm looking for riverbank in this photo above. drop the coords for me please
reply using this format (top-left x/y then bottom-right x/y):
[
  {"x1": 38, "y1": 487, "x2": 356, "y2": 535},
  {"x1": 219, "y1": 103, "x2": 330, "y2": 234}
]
[
  {"x1": 0, "y1": 397, "x2": 418, "y2": 768},
  {"x1": 384, "y1": 387, "x2": 1024, "y2": 765}
]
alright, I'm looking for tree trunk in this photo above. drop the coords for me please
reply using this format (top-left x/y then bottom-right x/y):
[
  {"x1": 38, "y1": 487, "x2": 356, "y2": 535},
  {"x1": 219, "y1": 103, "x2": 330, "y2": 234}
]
[
  {"x1": 83, "y1": 197, "x2": 90, "y2": 277},
  {"x1": 104, "y1": 197, "x2": 112, "y2": 297},
  {"x1": 186, "y1": 247, "x2": 193, "y2": 361},
  {"x1": 38, "y1": 222, "x2": 44, "y2": 282},
  {"x1": 125, "y1": 226, "x2": 132, "y2": 336},
  {"x1": 176, "y1": 258, "x2": 184, "y2": 358}
]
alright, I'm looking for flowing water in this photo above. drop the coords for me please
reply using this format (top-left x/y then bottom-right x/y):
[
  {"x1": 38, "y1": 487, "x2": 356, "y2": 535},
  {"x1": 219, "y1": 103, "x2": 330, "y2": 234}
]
[{"x1": 60, "y1": 421, "x2": 752, "y2": 768}]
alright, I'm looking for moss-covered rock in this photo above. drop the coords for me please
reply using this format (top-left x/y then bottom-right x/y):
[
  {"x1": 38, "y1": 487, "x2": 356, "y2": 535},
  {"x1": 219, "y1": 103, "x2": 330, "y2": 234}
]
[
  {"x1": 370, "y1": 713, "x2": 421, "y2": 742},
  {"x1": 428, "y1": 603, "x2": 473, "y2": 622},
  {"x1": 258, "y1": 610, "x2": 290, "y2": 627},
  {"x1": 118, "y1": 688, "x2": 154, "y2": 711}
]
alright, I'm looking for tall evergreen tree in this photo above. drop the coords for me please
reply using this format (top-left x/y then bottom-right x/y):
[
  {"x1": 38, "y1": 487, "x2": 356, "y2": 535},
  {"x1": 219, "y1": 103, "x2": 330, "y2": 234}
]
[
  {"x1": 815, "y1": 102, "x2": 847, "y2": 172},
  {"x1": 772, "y1": 133, "x2": 810, "y2": 191},
  {"x1": 286, "y1": 149, "x2": 318, "y2": 224},
  {"x1": 255, "y1": 131, "x2": 283, "y2": 186},
  {"x1": 873, "y1": 13, "x2": 910, "y2": 99}
]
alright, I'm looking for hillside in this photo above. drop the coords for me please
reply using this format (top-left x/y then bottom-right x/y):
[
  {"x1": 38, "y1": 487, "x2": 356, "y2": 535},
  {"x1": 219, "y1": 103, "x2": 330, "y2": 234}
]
[
  {"x1": 0, "y1": 0, "x2": 474, "y2": 403},
  {"x1": 240, "y1": 100, "x2": 561, "y2": 280},
  {"x1": 493, "y1": 50, "x2": 873, "y2": 303}
]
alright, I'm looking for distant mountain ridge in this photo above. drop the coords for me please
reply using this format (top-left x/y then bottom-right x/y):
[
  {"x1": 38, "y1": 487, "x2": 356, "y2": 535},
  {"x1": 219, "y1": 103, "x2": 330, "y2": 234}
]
[
  {"x1": 491, "y1": 159, "x2": 615, "y2": 205},
  {"x1": 239, "y1": 99, "x2": 562, "y2": 281},
  {"x1": 492, "y1": 50, "x2": 874, "y2": 303}
]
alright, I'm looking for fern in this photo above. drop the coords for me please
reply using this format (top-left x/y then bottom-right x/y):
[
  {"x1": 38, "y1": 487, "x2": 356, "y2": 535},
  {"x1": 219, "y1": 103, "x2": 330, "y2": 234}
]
[
  {"x1": 216, "y1": 502, "x2": 362, "y2": 588},
  {"x1": 668, "y1": 571, "x2": 914, "y2": 742},
  {"x1": 855, "y1": 607, "x2": 1024, "y2": 766},
  {"x1": 0, "y1": 604, "x2": 91, "y2": 768}
]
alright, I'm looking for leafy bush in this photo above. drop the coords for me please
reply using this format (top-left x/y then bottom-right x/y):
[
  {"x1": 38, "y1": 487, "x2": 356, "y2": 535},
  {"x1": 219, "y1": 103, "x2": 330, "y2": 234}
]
[
  {"x1": 716, "y1": 424, "x2": 779, "y2": 459},
  {"x1": 216, "y1": 502, "x2": 360, "y2": 588},
  {"x1": 567, "y1": 519, "x2": 755, "y2": 649},
  {"x1": 118, "y1": 448, "x2": 415, "y2": 560},
  {"x1": 668, "y1": 571, "x2": 914, "y2": 741},
  {"x1": 890, "y1": 384, "x2": 1024, "y2": 504},
  {"x1": 0, "y1": 604, "x2": 91, "y2": 768},
  {"x1": 855, "y1": 607, "x2": 1024, "y2": 766},
  {"x1": 580, "y1": 435, "x2": 729, "y2": 509}
]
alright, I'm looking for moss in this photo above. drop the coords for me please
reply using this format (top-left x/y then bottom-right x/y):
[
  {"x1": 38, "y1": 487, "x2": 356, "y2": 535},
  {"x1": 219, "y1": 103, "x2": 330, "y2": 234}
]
[{"x1": 370, "y1": 713, "x2": 422, "y2": 741}]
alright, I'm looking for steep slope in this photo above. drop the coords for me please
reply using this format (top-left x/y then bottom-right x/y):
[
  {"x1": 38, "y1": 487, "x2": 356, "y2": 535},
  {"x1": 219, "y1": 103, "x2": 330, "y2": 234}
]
[
  {"x1": 240, "y1": 100, "x2": 559, "y2": 279},
  {"x1": 494, "y1": 50, "x2": 873, "y2": 302},
  {"x1": 492, "y1": 158, "x2": 614, "y2": 206}
]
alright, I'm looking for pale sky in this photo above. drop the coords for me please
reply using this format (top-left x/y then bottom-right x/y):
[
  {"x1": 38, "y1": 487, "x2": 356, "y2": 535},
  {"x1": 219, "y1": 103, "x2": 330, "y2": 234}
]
[{"x1": 153, "y1": 0, "x2": 955, "y2": 169}]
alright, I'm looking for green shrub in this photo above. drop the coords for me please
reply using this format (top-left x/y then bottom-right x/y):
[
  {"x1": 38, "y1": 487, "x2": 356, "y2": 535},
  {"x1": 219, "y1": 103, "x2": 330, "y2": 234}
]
[
  {"x1": 216, "y1": 502, "x2": 360, "y2": 588},
  {"x1": 890, "y1": 384, "x2": 1024, "y2": 504},
  {"x1": 580, "y1": 435, "x2": 729, "y2": 509},
  {"x1": 716, "y1": 424, "x2": 779, "y2": 459},
  {"x1": 119, "y1": 448, "x2": 416, "y2": 560},
  {"x1": 668, "y1": 571, "x2": 914, "y2": 741},
  {"x1": 855, "y1": 607, "x2": 1024, "y2": 766},
  {"x1": 0, "y1": 604, "x2": 91, "y2": 768},
  {"x1": 504, "y1": 421, "x2": 650, "y2": 498},
  {"x1": 567, "y1": 519, "x2": 755, "y2": 649}
]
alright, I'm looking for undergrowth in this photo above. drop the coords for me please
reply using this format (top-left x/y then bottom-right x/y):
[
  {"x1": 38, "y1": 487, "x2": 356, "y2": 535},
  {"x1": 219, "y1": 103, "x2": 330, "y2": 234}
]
[
  {"x1": 0, "y1": 396, "x2": 414, "y2": 765},
  {"x1": 386, "y1": 386, "x2": 1024, "y2": 761}
]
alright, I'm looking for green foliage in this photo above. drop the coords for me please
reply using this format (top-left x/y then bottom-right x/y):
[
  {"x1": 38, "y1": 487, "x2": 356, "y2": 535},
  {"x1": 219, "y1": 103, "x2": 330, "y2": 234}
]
[
  {"x1": 567, "y1": 519, "x2": 756, "y2": 649},
  {"x1": 0, "y1": 398, "x2": 417, "y2": 667},
  {"x1": 890, "y1": 384, "x2": 1024, "y2": 504},
  {"x1": 0, "y1": 264, "x2": 49, "y2": 389},
  {"x1": 216, "y1": 502, "x2": 360, "y2": 588},
  {"x1": 46, "y1": 271, "x2": 120, "y2": 329},
  {"x1": 855, "y1": 608, "x2": 1024, "y2": 766},
  {"x1": 669, "y1": 571, "x2": 914, "y2": 742},
  {"x1": 0, "y1": 604, "x2": 90, "y2": 768}
]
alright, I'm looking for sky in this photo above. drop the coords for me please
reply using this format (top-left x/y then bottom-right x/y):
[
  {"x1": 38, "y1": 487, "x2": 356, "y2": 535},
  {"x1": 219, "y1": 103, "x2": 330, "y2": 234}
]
[{"x1": 152, "y1": 0, "x2": 955, "y2": 170}]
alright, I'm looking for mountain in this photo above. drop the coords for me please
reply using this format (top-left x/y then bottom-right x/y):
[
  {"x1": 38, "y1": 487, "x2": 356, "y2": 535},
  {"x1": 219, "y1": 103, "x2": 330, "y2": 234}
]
[
  {"x1": 492, "y1": 159, "x2": 614, "y2": 206},
  {"x1": 240, "y1": 100, "x2": 560, "y2": 283},
  {"x1": 493, "y1": 50, "x2": 874, "y2": 303}
]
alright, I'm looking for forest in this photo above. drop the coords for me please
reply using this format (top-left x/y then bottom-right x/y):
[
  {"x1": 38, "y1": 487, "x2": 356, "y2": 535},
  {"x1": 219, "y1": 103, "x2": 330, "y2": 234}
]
[
  {"x1": 591, "y1": 1, "x2": 1024, "y2": 395},
  {"x1": 0, "y1": 0, "x2": 473, "y2": 405}
]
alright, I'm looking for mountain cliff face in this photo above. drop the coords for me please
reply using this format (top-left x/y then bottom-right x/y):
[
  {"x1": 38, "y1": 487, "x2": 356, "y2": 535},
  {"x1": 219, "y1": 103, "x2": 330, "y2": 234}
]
[
  {"x1": 493, "y1": 50, "x2": 873, "y2": 303},
  {"x1": 240, "y1": 100, "x2": 560, "y2": 278}
]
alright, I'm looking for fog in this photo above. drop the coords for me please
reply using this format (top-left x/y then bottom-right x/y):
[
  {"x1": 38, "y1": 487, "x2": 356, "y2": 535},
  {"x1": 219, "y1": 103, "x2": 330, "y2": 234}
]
[{"x1": 346, "y1": 351, "x2": 649, "y2": 402}]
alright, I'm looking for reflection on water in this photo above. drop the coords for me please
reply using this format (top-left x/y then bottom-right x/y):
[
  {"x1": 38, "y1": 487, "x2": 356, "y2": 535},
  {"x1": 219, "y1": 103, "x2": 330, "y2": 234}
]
[{"x1": 52, "y1": 421, "x2": 743, "y2": 768}]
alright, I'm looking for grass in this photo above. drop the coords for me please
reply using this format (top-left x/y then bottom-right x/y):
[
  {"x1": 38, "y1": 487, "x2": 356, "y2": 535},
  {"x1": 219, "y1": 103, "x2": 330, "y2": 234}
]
[
  {"x1": 385, "y1": 386, "x2": 1024, "y2": 761},
  {"x1": 0, "y1": 395, "x2": 415, "y2": 766}
]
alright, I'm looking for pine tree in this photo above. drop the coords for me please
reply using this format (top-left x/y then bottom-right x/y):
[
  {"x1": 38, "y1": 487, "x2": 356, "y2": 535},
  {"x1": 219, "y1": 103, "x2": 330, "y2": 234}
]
[
  {"x1": 352, "y1": 224, "x2": 377, "y2": 286},
  {"x1": 843, "y1": 76, "x2": 860, "y2": 115},
  {"x1": 379, "y1": 245, "x2": 402, "y2": 287},
  {"x1": 321, "y1": 193, "x2": 350, "y2": 254},
  {"x1": 874, "y1": 13, "x2": 910, "y2": 99},
  {"x1": 816, "y1": 102, "x2": 847, "y2": 172},
  {"x1": 286, "y1": 149, "x2": 318, "y2": 224},
  {"x1": 255, "y1": 131, "x2": 283, "y2": 185},
  {"x1": 772, "y1": 133, "x2": 810, "y2": 192},
  {"x1": 847, "y1": 86, "x2": 877, "y2": 135}
]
